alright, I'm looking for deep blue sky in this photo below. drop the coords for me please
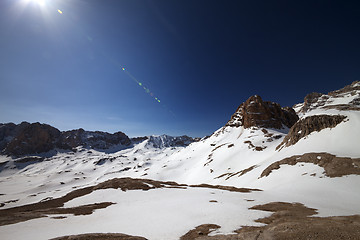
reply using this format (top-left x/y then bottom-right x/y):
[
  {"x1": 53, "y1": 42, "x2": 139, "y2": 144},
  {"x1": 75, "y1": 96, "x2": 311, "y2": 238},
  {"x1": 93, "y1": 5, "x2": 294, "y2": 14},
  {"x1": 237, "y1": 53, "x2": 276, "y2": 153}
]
[{"x1": 1, "y1": 0, "x2": 359, "y2": 137}]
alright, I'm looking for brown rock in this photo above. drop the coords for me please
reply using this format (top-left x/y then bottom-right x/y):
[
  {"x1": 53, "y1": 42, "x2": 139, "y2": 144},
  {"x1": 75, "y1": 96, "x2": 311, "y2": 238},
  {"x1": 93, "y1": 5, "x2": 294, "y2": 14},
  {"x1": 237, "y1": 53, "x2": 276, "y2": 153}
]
[
  {"x1": 260, "y1": 152, "x2": 360, "y2": 178},
  {"x1": 226, "y1": 95, "x2": 298, "y2": 129},
  {"x1": 51, "y1": 233, "x2": 147, "y2": 240},
  {"x1": 300, "y1": 92, "x2": 324, "y2": 113},
  {"x1": 328, "y1": 80, "x2": 360, "y2": 97},
  {"x1": 277, "y1": 114, "x2": 347, "y2": 150}
]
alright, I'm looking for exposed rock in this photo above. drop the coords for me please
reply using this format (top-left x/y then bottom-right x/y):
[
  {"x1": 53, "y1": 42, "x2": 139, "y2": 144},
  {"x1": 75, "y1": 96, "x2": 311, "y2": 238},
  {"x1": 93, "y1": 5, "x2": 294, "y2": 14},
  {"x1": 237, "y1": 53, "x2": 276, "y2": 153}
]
[
  {"x1": 0, "y1": 123, "x2": 18, "y2": 150},
  {"x1": 131, "y1": 136, "x2": 149, "y2": 143},
  {"x1": 60, "y1": 129, "x2": 131, "y2": 150},
  {"x1": 4, "y1": 122, "x2": 61, "y2": 156},
  {"x1": 215, "y1": 165, "x2": 258, "y2": 180},
  {"x1": 51, "y1": 233, "x2": 147, "y2": 240},
  {"x1": 147, "y1": 135, "x2": 195, "y2": 148},
  {"x1": 188, "y1": 202, "x2": 360, "y2": 240},
  {"x1": 244, "y1": 140, "x2": 266, "y2": 151},
  {"x1": 328, "y1": 80, "x2": 360, "y2": 97},
  {"x1": 0, "y1": 122, "x2": 132, "y2": 156},
  {"x1": 322, "y1": 104, "x2": 360, "y2": 111},
  {"x1": 277, "y1": 115, "x2": 347, "y2": 150},
  {"x1": 226, "y1": 95, "x2": 298, "y2": 129},
  {"x1": 180, "y1": 224, "x2": 220, "y2": 240},
  {"x1": 260, "y1": 152, "x2": 360, "y2": 178},
  {"x1": 297, "y1": 81, "x2": 360, "y2": 113},
  {"x1": 300, "y1": 92, "x2": 325, "y2": 113}
]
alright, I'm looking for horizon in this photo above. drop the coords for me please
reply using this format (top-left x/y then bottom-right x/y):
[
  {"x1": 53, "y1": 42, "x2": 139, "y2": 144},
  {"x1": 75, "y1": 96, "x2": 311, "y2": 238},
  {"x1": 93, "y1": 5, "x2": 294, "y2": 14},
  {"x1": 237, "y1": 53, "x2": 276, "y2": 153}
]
[{"x1": 1, "y1": 0, "x2": 359, "y2": 137}]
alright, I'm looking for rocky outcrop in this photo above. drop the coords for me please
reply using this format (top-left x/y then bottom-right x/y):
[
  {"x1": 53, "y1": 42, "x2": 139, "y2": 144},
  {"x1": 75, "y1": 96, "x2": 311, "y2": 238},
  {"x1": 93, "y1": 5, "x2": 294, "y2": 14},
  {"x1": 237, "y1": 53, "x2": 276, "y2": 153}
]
[
  {"x1": 297, "y1": 81, "x2": 360, "y2": 113},
  {"x1": 328, "y1": 80, "x2": 360, "y2": 97},
  {"x1": 60, "y1": 129, "x2": 131, "y2": 150},
  {"x1": 260, "y1": 152, "x2": 360, "y2": 178},
  {"x1": 4, "y1": 122, "x2": 61, "y2": 156},
  {"x1": 226, "y1": 95, "x2": 298, "y2": 129},
  {"x1": 0, "y1": 122, "x2": 131, "y2": 156},
  {"x1": 300, "y1": 92, "x2": 325, "y2": 113},
  {"x1": 147, "y1": 135, "x2": 195, "y2": 148},
  {"x1": 276, "y1": 115, "x2": 347, "y2": 150}
]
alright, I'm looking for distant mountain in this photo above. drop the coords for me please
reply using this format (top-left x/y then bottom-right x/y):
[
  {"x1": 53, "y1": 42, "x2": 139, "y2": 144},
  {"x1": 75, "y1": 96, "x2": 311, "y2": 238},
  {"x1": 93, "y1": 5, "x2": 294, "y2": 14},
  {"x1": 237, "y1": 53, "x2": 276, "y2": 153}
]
[
  {"x1": 146, "y1": 135, "x2": 196, "y2": 148},
  {"x1": 0, "y1": 122, "x2": 197, "y2": 156},
  {"x1": 0, "y1": 123, "x2": 131, "y2": 156}
]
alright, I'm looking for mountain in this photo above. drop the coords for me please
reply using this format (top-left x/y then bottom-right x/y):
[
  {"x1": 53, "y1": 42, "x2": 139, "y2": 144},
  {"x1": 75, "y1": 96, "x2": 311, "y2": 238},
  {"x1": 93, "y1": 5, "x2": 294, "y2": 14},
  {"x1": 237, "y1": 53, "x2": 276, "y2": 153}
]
[
  {"x1": 0, "y1": 81, "x2": 359, "y2": 240},
  {"x1": 0, "y1": 123, "x2": 197, "y2": 156}
]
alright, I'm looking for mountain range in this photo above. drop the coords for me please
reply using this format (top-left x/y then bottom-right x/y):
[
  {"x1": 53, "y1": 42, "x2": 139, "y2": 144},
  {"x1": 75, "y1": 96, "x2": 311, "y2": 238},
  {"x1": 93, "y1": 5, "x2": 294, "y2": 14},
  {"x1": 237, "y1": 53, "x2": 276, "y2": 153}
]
[{"x1": 0, "y1": 81, "x2": 359, "y2": 240}]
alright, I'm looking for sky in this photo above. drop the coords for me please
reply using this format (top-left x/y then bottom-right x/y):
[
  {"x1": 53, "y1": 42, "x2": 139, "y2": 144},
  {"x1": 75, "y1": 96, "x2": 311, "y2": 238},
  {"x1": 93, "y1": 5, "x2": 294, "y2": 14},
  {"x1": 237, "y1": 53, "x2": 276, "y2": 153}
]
[{"x1": 0, "y1": 0, "x2": 360, "y2": 137}]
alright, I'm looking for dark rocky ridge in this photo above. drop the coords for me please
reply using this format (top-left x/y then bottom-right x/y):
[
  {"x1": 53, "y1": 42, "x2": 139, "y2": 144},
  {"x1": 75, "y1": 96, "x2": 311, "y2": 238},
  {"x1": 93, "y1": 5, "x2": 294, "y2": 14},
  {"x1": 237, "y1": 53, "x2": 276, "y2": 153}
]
[
  {"x1": 59, "y1": 128, "x2": 131, "y2": 150},
  {"x1": 276, "y1": 115, "x2": 347, "y2": 150},
  {"x1": 1, "y1": 122, "x2": 62, "y2": 156},
  {"x1": 226, "y1": 95, "x2": 299, "y2": 129},
  {"x1": 299, "y1": 81, "x2": 360, "y2": 113},
  {"x1": 0, "y1": 122, "x2": 197, "y2": 156},
  {"x1": 0, "y1": 122, "x2": 131, "y2": 156}
]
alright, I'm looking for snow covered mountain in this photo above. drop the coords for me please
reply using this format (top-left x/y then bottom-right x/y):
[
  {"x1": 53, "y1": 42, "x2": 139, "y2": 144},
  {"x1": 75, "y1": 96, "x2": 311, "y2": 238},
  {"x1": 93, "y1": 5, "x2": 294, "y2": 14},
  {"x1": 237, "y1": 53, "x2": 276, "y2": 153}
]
[{"x1": 0, "y1": 81, "x2": 359, "y2": 240}]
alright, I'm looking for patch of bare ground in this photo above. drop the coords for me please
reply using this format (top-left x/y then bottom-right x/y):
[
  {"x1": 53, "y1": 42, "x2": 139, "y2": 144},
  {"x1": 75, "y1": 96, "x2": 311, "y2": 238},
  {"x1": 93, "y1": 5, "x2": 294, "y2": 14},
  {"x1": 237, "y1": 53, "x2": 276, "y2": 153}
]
[
  {"x1": 184, "y1": 202, "x2": 360, "y2": 240},
  {"x1": 244, "y1": 141, "x2": 266, "y2": 151},
  {"x1": 276, "y1": 114, "x2": 347, "y2": 150},
  {"x1": 215, "y1": 165, "x2": 258, "y2": 180},
  {"x1": 0, "y1": 177, "x2": 259, "y2": 226},
  {"x1": 322, "y1": 104, "x2": 360, "y2": 111},
  {"x1": 190, "y1": 184, "x2": 261, "y2": 193},
  {"x1": 50, "y1": 233, "x2": 147, "y2": 240},
  {"x1": 260, "y1": 152, "x2": 360, "y2": 178},
  {"x1": 180, "y1": 224, "x2": 221, "y2": 240}
]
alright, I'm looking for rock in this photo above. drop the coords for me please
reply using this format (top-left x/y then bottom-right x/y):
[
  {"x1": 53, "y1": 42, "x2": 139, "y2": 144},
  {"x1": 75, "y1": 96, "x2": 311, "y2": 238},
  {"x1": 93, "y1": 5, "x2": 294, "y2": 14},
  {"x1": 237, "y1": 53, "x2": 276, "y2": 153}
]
[
  {"x1": 300, "y1": 92, "x2": 324, "y2": 113},
  {"x1": 297, "y1": 81, "x2": 360, "y2": 113},
  {"x1": 4, "y1": 122, "x2": 61, "y2": 156},
  {"x1": 1, "y1": 122, "x2": 132, "y2": 156},
  {"x1": 60, "y1": 129, "x2": 131, "y2": 150},
  {"x1": 131, "y1": 136, "x2": 149, "y2": 143},
  {"x1": 147, "y1": 135, "x2": 195, "y2": 148},
  {"x1": 328, "y1": 80, "x2": 360, "y2": 97},
  {"x1": 226, "y1": 95, "x2": 298, "y2": 129},
  {"x1": 276, "y1": 114, "x2": 347, "y2": 150}
]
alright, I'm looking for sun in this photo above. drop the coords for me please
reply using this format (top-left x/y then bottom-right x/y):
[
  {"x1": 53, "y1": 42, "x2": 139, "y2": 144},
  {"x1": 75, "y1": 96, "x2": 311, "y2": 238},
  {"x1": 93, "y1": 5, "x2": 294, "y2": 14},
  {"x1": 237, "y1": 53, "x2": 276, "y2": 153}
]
[
  {"x1": 31, "y1": 0, "x2": 46, "y2": 6},
  {"x1": 22, "y1": 0, "x2": 47, "y2": 6}
]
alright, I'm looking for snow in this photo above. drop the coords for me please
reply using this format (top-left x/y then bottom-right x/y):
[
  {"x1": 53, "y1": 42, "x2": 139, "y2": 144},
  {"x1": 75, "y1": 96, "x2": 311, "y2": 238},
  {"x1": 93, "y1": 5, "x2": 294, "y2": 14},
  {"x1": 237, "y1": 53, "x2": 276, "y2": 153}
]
[{"x1": 0, "y1": 188, "x2": 267, "y2": 240}]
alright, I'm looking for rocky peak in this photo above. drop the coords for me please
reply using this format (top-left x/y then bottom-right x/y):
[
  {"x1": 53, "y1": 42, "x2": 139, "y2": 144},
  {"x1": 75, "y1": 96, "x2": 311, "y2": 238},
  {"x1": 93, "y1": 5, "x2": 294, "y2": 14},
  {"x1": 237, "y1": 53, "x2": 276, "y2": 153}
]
[
  {"x1": 226, "y1": 95, "x2": 299, "y2": 129},
  {"x1": 4, "y1": 122, "x2": 61, "y2": 156}
]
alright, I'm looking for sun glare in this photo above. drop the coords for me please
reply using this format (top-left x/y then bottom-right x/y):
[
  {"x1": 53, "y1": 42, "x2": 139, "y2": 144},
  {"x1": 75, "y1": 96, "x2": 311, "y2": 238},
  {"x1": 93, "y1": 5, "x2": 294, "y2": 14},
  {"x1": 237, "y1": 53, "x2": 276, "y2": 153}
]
[
  {"x1": 32, "y1": 0, "x2": 46, "y2": 5},
  {"x1": 22, "y1": 0, "x2": 47, "y2": 7}
]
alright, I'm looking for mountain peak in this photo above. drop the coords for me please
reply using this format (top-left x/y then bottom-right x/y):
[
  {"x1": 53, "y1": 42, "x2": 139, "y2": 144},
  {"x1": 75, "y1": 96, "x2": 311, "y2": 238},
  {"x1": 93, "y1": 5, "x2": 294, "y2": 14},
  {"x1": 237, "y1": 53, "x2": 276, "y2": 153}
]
[{"x1": 226, "y1": 95, "x2": 298, "y2": 129}]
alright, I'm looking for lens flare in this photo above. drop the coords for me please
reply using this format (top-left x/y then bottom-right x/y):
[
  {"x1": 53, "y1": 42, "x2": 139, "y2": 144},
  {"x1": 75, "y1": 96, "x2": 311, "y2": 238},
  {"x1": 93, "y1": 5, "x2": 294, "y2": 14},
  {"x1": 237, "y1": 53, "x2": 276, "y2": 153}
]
[
  {"x1": 57, "y1": 9, "x2": 63, "y2": 14},
  {"x1": 121, "y1": 68, "x2": 162, "y2": 104}
]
